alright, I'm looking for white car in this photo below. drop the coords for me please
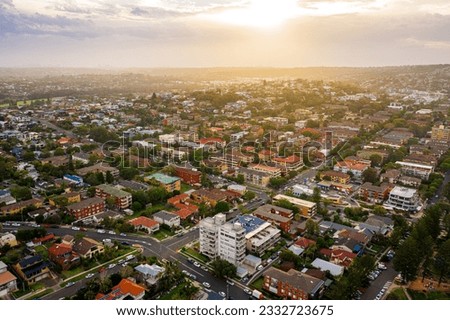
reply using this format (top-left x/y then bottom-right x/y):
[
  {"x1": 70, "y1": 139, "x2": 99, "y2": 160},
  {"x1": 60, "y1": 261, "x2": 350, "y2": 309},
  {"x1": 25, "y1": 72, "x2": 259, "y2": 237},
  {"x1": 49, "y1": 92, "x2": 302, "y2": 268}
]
[
  {"x1": 226, "y1": 279, "x2": 234, "y2": 286},
  {"x1": 202, "y1": 282, "x2": 211, "y2": 288},
  {"x1": 108, "y1": 230, "x2": 116, "y2": 235},
  {"x1": 71, "y1": 226, "x2": 80, "y2": 231},
  {"x1": 218, "y1": 291, "x2": 226, "y2": 298},
  {"x1": 85, "y1": 273, "x2": 95, "y2": 279},
  {"x1": 108, "y1": 263, "x2": 116, "y2": 269},
  {"x1": 65, "y1": 282, "x2": 76, "y2": 288},
  {"x1": 193, "y1": 261, "x2": 201, "y2": 268},
  {"x1": 244, "y1": 288, "x2": 252, "y2": 295}
]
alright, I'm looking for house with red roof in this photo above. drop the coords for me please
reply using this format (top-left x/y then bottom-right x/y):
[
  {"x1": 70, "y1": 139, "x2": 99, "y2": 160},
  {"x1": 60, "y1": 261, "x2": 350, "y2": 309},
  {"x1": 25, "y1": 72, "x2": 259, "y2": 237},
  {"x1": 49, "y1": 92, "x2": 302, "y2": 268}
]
[
  {"x1": 272, "y1": 155, "x2": 303, "y2": 170},
  {"x1": 96, "y1": 279, "x2": 146, "y2": 300},
  {"x1": 129, "y1": 217, "x2": 160, "y2": 234},
  {"x1": 294, "y1": 237, "x2": 316, "y2": 249},
  {"x1": 319, "y1": 248, "x2": 357, "y2": 268},
  {"x1": 48, "y1": 243, "x2": 80, "y2": 270}
]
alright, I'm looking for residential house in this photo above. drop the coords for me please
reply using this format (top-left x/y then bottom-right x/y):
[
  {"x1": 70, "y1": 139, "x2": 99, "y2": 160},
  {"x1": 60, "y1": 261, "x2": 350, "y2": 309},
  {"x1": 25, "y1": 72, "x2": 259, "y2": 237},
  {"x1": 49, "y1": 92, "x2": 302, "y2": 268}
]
[
  {"x1": 0, "y1": 261, "x2": 17, "y2": 297},
  {"x1": 398, "y1": 176, "x2": 421, "y2": 188},
  {"x1": 73, "y1": 237, "x2": 104, "y2": 259},
  {"x1": 129, "y1": 217, "x2": 160, "y2": 234},
  {"x1": 311, "y1": 258, "x2": 344, "y2": 277},
  {"x1": 14, "y1": 255, "x2": 50, "y2": 284},
  {"x1": 48, "y1": 243, "x2": 80, "y2": 270},
  {"x1": 153, "y1": 210, "x2": 180, "y2": 228},
  {"x1": 272, "y1": 155, "x2": 303, "y2": 171},
  {"x1": 41, "y1": 155, "x2": 69, "y2": 166},
  {"x1": 319, "y1": 248, "x2": 357, "y2": 268},
  {"x1": 380, "y1": 169, "x2": 401, "y2": 184},
  {"x1": 96, "y1": 279, "x2": 146, "y2": 300},
  {"x1": 0, "y1": 232, "x2": 18, "y2": 247},
  {"x1": 263, "y1": 267, "x2": 325, "y2": 300},
  {"x1": 135, "y1": 264, "x2": 165, "y2": 286},
  {"x1": 49, "y1": 192, "x2": 81, "y2": 207},
  {"x1": 294, "y1": 237, "x2": 316, "y2": 250},
  {"x1": 333, "y1": 157, "x2": 370, "y2": 178}
]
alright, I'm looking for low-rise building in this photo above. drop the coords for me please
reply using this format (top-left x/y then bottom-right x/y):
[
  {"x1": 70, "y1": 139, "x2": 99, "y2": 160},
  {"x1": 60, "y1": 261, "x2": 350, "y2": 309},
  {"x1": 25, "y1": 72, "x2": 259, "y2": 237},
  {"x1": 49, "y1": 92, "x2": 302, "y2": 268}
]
[
  {"x1": 41, "y1": 155, "x2": 69, "y2": 166},
  {"x1": 95, "y1": 184, "x2": 132, "y2": 209},
  {"x1": 14, "y1": 255, "x2": 50, "y2": 284},
  {"x1": 253, "y1": 204, "x2": 293, "y2": 233},
  {"x1": 359, "y1": 182, "x2": 393, "y2": 203},
  {"x1": 263, "y1": 267, "x2": 325, "y2": 300},
  {"x1": 398, "y1": 176, "x2": 421, "y2": 187},
  {"x1": 153, "y1": 210, "x2": 180, "y2": 228},
  {"x1": 273, "y1": 194, "x2": 317, "y2": 217},
  {"x1": 48, "y1": 243, "x2": 80, "y2": 270},
  {"x1": 66, "y1": 197, "x2": 105, "y2": 220},
  {"x1": 386, "y1": 186, "x2": 420, "y2": 212},
  {"x1": 96, "y1": 279, "x2": 146, "y2": 300},
  {"x1": 319, "y1": 170, "x2": 350, "y2": 184},
  {"x1": 248, "y1": 163, "x2": 282, "y2": 177},
  {"x1": 174, "y1": 166, "x2": 202, "y2": 185},
  {"x1": 380, "y1": 169, "x2": 401, "y2": 184},
  {"x1": 311, "y1": 258, "x2": 344, "y2": 277},
  {"x1": 237, "y1": 167, "x2": 271, "y2": 187},
  {"x1": 0, "y1": 232, "x2": 18, "y2": 247},
  {"x1": 272, "y1": 155, "x2": 303, "y2": 171},
  {"x1": 145, "y1": 173, "x2": 181, "y2": 192},
  {"x1": 129, "y1": 216, "x2": 160, "y2": 234},
  {"x1": 0, "y1": 198, "x2": 43, "y2": 216},
  {"x1": 135, "y1": 264, "x2": 165, "y2": 286},
  {"x1": 73, "y1": 237, "x2": 104, "y2": 259},
  {"x1": 395, "y1": 161, "x2": 434, "y2": 180},
  {"x1": 334, "y1": 157, "x2": 370, "y2": 178},
  {"x1": 49, "y1": 191, "x2": 81, "y2": 207},
  {"x1": 0, "y1": 261, "x2": 17, "y2": 297}
]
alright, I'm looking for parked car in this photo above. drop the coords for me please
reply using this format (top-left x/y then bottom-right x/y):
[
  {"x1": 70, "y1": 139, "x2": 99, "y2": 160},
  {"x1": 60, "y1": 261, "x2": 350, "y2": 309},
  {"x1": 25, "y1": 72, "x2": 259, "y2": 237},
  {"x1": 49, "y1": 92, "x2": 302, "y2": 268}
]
[
  {"x1": 85, "y1": 273, "x2": 95, "y2": 279},
  {"x1": 244, "y1": 288, "x2": 252, "y2": 295},
  {"x1": 193, "y1": 261, "x2": 201, "y2": 268},
  {"x1": 202, "y1": 282, "x2": 211, "y2": 288},
  {"x1": 108, "y1": 263, "x2": 116, "y2": 269},
  {"x1": 65, "y1": 282, "x2": 76, "y2": 288},
  {"x1": 226, "y1": 279, "x2": 234, "y2": 286},
  {"x1": 218, "y1": 291, "x2": 226, "y2": 298}
]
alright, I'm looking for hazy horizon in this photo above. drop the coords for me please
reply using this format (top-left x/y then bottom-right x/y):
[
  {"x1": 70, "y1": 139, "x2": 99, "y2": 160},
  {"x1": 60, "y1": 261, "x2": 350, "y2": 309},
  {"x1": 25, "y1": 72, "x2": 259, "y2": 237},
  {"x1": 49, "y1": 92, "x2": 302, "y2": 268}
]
[{"x1": 1, "y1": 0, "x2": 450, "y2": 68}]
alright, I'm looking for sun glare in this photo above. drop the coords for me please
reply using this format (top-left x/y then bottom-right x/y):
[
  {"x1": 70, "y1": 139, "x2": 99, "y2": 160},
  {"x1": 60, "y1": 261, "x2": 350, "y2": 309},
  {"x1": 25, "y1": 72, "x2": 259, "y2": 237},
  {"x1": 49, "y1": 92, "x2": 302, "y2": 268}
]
[{"x1": 206, "y1": 0, "x2": 300, "y2": 28}]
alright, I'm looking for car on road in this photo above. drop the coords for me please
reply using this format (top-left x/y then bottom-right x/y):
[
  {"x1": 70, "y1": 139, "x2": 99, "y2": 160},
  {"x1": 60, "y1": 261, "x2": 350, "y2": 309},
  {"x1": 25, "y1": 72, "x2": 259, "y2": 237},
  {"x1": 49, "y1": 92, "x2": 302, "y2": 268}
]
[
  {"x1": 108, "y1": 230, "x2": 116, "y2": 235},
  {"x1": 119, "y1": 233, "x2": 127, "y2": 237},
  {"x1": 202, "y1": 282, "x2": 211, "y2": 288},
  {"x1": 244, "y1": 288, "x2": 252, "y2": 295},
  {"x1": 97, "y1": 229, "x2": 106, "y2": 234},
  {"x1": 118, "y1": 259, "x2": 125, "y2": 264},
  {"x1": 267, "y1": 258, "x2": 273, "y2": 264},
  {"x1": 85, "y1": 273, "x2": 95, "y2": 279},
  {"x1": 121, "y1": 262, "x2": 128, "y2": 267},
  {"x1": 108, "y1": 263, "x2": 116, "y2": 269},
  {"x1": 193, "y1": 261, "x2": 201, "y2": 267},
  {"x1": 11, "y1": 223, "x2": 20, "y2": 227},
  {"x1": 257, "y1": 265, "x2": 263, "y2": 271},
  {"x1": 182, "y1": 270, "x2": 189, "y2": 275},
  {"x1": 71, "y1": 226, "x2": 80, "y2": 231},
  {"x1": 218, "y1": 291, "x2": 226, "y2": 298},
  {"x1": 201, "y1": 266, "x2": 208, "y2": 272},
  {"x1": 65, "y1": 282, "x2": 76, "y2": 288},
  {"x1": 189, "y1": 274, "x2": 197, "y2": 280},
  {"x1": 226, "y1": 279, "x2": 234, "y2": 286},
  {"x1": 241, "y1": 277, "x2": 248, "y2": 283}
]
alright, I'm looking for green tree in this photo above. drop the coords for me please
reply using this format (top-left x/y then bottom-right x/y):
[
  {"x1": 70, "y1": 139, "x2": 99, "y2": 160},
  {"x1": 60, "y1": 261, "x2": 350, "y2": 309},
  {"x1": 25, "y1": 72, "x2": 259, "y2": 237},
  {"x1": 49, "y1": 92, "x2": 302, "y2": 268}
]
[
  {"x1": 434, "y1": 239, "x2": 450, "y2": 285},
  {"x1": 215, "y1": 201, "x2": 230, "y2": 213},
  {"x1": 10, "y1": 186, "x2": 32, "y2": 201},
  {"x1": 54, "y1": 148, "x2": 65, "y2": 156},
  {"x1": 393, "y1": 237, "x2": 421, "y2": 282},
  {"x1": 369, "y1": 154, "x2": 382, "y2": 167},
  {"x1": 242, "y1": 191, "x2": 256, "y2": 201},
  {"x1": 362, "y1": 167, "x2": 378, "y2": 183},
  {"x1": 269, "y1": 176, "x2": 288, "y2": 188},
  {"x1": 105, "y1": 171, "x2": 114, "y2": 184},
  {"x1": 312, "y1": 187, "x2": 321, "y2": 203},
  {"x1": 210, "y1": 259, "x2": 237, "y2": 279},
  {"x1": 305, "y1": 219, "x2": 319, "y2": 236}
]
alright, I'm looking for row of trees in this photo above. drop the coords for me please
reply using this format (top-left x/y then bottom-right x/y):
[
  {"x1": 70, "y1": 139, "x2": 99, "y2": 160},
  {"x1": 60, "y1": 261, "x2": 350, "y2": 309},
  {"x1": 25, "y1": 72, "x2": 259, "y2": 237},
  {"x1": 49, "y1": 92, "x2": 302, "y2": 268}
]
[{"x1": 393, "y1": 204, "x2": 450, "y2": 284}]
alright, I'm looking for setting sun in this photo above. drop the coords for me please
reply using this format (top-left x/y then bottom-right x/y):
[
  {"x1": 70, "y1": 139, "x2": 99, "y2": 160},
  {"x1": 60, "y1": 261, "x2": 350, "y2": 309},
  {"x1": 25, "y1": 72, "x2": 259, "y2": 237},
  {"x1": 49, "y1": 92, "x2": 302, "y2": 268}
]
[{"x1": 204, "y1": 0, "x2": 300, "y2": 28}]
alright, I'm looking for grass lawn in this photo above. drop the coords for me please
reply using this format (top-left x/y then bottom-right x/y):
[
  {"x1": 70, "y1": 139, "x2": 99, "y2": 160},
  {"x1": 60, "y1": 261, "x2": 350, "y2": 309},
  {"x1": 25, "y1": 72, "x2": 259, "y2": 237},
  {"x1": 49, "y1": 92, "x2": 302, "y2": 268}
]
[
  {"x1": 34, "y1": 245, "x2": 49, "y2": 259},
  {"x1": 126, "y1": 204, "x2": 166, "y2": 220},
  {"x1": 0, "y1": 103, "x2": 9, "y2": 108},
  {"x1": 13, "y1": 283, "x2": 45, "y2": 299},
  {"x1": 61, "y1": 266, "x2": 86, "y2": 279},
  {"x1": 180, "y1": 183, "x2": 192, "y2": 194},
  {"x1": 386, "y1": 288, "x2": 408, "y2": 300},
  {"x1": 407, "y1": 289, "x2": 450, "y2": 300},
  {"x1": 180, "y1": 247, "x2": 209, "y2": 263},
  {"x1": 152, "y1": 228, "x2": 175, "y2": 240},
  {"x1": 159, "y1": 282, "x2": 198, "y2": 300},
  {"x1": 251, "y1": 277, "x2": 264, "y2": 290}
]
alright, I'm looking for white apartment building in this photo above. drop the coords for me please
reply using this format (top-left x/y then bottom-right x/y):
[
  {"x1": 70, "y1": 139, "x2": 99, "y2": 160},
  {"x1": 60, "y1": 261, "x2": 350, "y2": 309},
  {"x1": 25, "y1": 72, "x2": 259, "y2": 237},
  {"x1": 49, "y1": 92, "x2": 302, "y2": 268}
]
[
  {"x1": 386, "y1": 186, "x2": 420, "y2": 212},
  {"x1": 199, "y1": 213, "x2": 246, "y2": 266},
  {"x1": 246, "y1": 222, "x2": 280, "y2": 255},
  {"x1": 395, "y1": 161, "x2": 434, "y2": 180}
]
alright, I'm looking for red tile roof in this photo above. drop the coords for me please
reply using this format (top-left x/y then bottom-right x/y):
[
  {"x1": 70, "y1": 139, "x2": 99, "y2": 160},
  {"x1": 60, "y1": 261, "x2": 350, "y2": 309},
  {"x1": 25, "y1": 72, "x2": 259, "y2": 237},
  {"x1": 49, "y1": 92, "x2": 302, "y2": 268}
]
[
  {"x1": 129, "y1": 217, "x2": 159, "y2": 229},
  {"x1": 48, "y1": 243, "x2": 73, "y2": 256},
  {"x1": 32, "y1": 233, "x2": 55, "y2": 244},
  {"x1": 294, "y1": 237, "x2": 316, "y2": 249},
  {"x1": 167, "y1": 193, "x2": 190, "y2": 205},
  {"x1": 273, "y1": 155, "x2": 301, "y2": 164},
  {"x1": 199, "y1": 137, "x2": 224, "y2": 144},
  {"x1": 96, "y1": 279, "x2": 145, "y2": 300}
]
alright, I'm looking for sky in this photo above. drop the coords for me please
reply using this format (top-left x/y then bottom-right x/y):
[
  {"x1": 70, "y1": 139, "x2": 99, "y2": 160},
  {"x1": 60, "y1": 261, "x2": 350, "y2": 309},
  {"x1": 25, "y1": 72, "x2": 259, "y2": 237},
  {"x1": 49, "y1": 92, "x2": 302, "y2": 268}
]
[{"x1": 1, "y1": 0, "x2": 450, "y2": 68}]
